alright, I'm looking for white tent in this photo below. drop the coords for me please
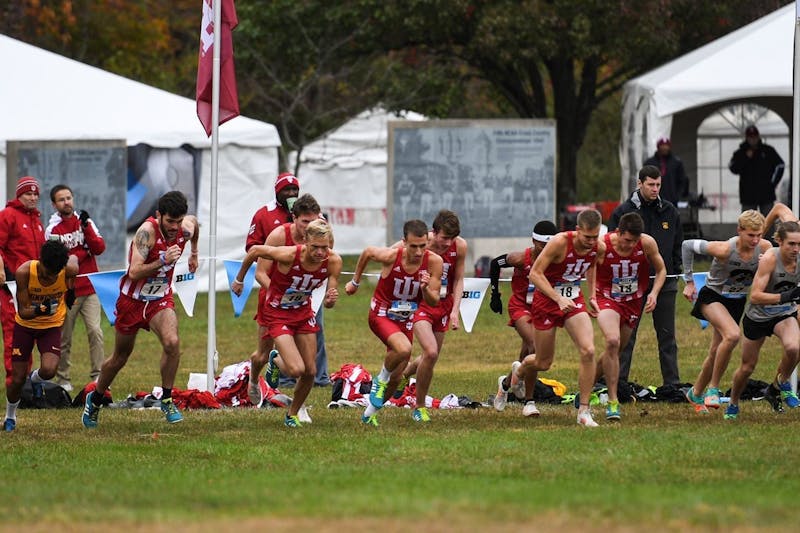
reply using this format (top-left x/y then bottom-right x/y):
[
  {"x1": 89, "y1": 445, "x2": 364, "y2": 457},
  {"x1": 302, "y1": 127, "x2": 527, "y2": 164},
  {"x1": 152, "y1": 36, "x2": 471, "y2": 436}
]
[
  {"x1": 289, "y1": 107, "x2": 426, "y2": 254},
  {"x1": 620, "y1": 4, "x2": 794, "y2": 202},
  {"x1": 0, "y1": 34, "x2": 281, "y2": 289}
]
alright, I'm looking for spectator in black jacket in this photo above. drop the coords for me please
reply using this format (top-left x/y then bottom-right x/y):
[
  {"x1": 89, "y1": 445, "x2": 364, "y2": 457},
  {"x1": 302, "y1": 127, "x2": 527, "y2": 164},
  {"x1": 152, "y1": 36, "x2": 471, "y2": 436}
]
[
  {"x1": 644, "y1": 137, "x2": 689, "y2": 205},
  {"x1": 729, "y1": 125, "x2": 785, "y2": 216},
  {"x1": 608, "y1": 165, "x2": 683, "y2": 386}
]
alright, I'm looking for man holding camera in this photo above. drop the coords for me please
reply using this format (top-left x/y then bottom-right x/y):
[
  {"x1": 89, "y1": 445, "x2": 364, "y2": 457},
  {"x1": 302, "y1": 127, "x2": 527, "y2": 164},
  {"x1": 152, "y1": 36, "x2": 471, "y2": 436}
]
[{"x1": 45, "y1": 184, "x2": 106, "y2": 392}]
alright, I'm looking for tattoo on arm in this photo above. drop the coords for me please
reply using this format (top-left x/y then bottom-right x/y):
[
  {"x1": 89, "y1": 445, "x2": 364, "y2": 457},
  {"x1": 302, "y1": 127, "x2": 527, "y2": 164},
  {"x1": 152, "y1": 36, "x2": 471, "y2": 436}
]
[{"x1": 135, "y1": 228, "x2": 152, "y2": 260}]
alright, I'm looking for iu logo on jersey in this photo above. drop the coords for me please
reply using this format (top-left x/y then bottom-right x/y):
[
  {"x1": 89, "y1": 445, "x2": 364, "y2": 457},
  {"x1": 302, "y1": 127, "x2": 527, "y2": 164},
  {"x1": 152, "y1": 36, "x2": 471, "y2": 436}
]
[
  {"x1": 392, "y1": 276, "x2": 420, "y2": 300},
  {"x1": 290, "y1": 274, "x2": 322, "y2": 292},
  {"x1": 610, "y1": 260, "x2": 638, "y2": 279},
  {"x1": 562, "y1": 259, "x2": 590, "y2": 281}
]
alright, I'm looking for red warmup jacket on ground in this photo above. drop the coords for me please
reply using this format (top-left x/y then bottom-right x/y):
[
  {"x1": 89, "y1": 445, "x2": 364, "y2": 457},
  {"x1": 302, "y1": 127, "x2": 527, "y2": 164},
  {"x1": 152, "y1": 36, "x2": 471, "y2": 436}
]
[{"x1": 46, "y1": 214, "x2": 106, "y2": 296}]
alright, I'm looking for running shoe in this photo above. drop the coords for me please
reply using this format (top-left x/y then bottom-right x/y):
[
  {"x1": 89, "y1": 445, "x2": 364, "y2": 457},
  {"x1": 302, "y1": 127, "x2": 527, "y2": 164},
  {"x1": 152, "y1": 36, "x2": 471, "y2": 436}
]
[
  {"x1": 510, "y1": 361, "x2": 526, "y2": 400},
  {"x1": 412, "y1": 407, "x2": 431, "y2": 422},
  {"x1": 778, "y1": 381, "x2": 800, "y2": 408},
  {"x1": 369, "y1": 379, "x2": 388, "y2": 409},
  {"x1": 361, "y1": 414, "x2": 379, "y2": 427},
  {"x1": 265, "y1": 350, "x2": 281, "y2": 389},
  {"x1": 160, "y1": 398, "x2": 184, "y2": 424},
  {"x1": 247, "y1": 377, "x2": 263, "y2": 407},
  {"x1": 605, "y1": 403, "x2": 621, "y2": 421},
  {"x1": 3, "y1": 418, "x2": 15, "y2": 432},
  {"x1": 703, "y1": 387, "x2": 721, "y2": 409},
  {"x1": 724, "y1": 403, "x2": 739, "y2": 420},
  {"x1": 522, "y1": 400, "x2": 540, "y2": 417},
  {"x1": 394, "y1": 375, "x2": 409, "y2": 398},
  {"x1": 82, "y1": 391, "x2": 100, "y2": 429},
  {"x1": 577, "y1": 410, "x2": 599, "y2": 427},
  {"x1": 297, "y1": 406, "x2": 312, "y2": 424},
  {"x1": 493, "y1": 375, "x2": 509, "y2": 412},
  {"x1": 284, "y1": 414, "x2": 302, "y2": 428},
  {"x1": 685, "y1": 387, "x2": 709, "y2": 414},
  {"x1": 763, "y1": 383, "x2": 784, "y2": 413}
]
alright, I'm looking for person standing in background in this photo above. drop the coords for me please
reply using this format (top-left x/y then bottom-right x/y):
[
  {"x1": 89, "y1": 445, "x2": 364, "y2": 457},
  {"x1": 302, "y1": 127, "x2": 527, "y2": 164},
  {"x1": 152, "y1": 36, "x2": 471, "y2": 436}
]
[
  {"x1": 644, "y1": 137, "x2": 689, "y2": 205},
  {"x1": 0, "y1": 176, "x2": 45, "y2": 387},
  {"x1": 45, "y1": 185, "x2": 106, "y2": 392},
  {"x1": 729, "y1": 125, "x2": 785, "y2": 216}
]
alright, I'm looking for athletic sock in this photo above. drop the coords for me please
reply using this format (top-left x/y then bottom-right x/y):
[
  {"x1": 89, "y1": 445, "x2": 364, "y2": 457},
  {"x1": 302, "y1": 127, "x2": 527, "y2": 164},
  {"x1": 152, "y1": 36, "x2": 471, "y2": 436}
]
[
  {"x1": 364, "y1": 404, "x2": 378, "y2": 417},
  {"x1": 162, "y1": 388, "x2": 172, "y2": 400},
  {"x1": 91, "y1": 390, "x2": 104, "y2": 406},
  {"x1": 5, "y1": 399, "x2": 19, "y2": 421},
  {"x1": 29, "y1": 369, "x2": 44, "y2": 383},
  {"x1": 377, "y1": 367, "x2": 391, "y2": 383}
]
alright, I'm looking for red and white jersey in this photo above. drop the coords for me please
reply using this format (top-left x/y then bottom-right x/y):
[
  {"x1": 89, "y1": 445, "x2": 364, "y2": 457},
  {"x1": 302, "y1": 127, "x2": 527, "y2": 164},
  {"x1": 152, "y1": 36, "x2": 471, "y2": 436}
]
[
  {"x1": 371, "y1": 248, "x2": 430, "y2": 321},
  {"x1": 265, "y1": 245, "x2": 328, "y2": 313},
  {"x1": 541, "y1": 231, "x2": 597, "y2": 300},
  {"x1": 596, "y1": 233, "x2": 650, "y2": 302},
  {"x1": 510, "y1": 247, "x2": 535, "y2": 307},
  {"x1": 436, "y1": 240, "x2": 458, "y2": 299},
  {"x1": 282, "y1": 222, "x2": 296, "y2": 246},
  {"x1": 119, "y1": 217, "x2": 188, "y2": 301}
]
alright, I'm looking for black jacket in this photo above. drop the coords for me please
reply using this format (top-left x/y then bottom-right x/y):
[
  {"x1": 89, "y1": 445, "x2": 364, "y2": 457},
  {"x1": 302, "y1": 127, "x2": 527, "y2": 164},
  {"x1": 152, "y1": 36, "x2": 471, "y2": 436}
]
[
  {"x1": 728, "y1": 141, "x2": 785, "y2": 204},
  {"x1": 609, "y1": 190, "x2": 682, "y2": 290},
  {"x1": 643, "y1": 153, "x2": 689, "y2": 205}
]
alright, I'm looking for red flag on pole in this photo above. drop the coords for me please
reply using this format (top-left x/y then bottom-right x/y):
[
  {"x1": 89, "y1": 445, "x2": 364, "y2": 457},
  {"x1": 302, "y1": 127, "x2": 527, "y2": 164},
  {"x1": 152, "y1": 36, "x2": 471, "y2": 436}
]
[{"x1": 197, "y1": 0, "x2": 240, "y2": 136}]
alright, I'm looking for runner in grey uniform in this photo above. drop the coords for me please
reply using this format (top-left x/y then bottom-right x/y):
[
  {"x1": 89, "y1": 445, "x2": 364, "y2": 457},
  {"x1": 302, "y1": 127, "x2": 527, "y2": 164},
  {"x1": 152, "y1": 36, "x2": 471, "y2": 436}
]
[
  {"x1": 681, "y1": 210, "x2": 772, "y2": 413},
  {"x1": 727, "y1": 220, "x2": 800, "y2": 419}
]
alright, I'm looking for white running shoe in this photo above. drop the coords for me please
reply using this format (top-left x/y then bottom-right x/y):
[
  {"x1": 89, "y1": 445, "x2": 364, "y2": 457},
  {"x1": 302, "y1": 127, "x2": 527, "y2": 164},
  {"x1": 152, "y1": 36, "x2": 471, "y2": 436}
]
[
  {"x1": 522, "y1": 400, "x2": 540, "y2": 417},
  {"x1": 493, "y1": 375, "x2": 509, "y2": 412},
  {"x1": 510, "y1": 361, "x2": 525, "y2": 400},
  {"x1": 577, "y1": 410, "x2": 599, "y2": 427},
  {"x1": 298, "y1": 405, "x2": 312, "y2": 424}
]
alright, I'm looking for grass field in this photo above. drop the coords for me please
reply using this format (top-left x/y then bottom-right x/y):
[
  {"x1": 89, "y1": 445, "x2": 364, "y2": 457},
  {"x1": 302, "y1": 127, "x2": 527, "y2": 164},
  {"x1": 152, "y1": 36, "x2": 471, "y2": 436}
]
[{"x1": 2, "y1": 270, "x2": 800, "y2": 532}]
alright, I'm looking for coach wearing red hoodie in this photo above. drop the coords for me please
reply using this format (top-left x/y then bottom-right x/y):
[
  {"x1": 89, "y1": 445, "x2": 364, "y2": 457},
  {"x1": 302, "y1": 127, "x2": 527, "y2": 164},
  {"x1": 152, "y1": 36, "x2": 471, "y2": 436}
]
[
  {"x1": 0, "y1": 176, "x2": 45, "y2": 386},
  {"x1": 45, "y1": 184, "x2": 106, "y2": 392}
]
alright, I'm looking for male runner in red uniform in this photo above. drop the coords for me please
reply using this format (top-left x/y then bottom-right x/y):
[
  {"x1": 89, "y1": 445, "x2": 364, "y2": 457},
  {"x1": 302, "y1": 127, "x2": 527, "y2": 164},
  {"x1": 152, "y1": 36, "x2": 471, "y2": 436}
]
[
  {"x1": 233, "y1": 219, "x2": 341, "y2": 427},
  {"x1": 345, "y1": 219, "x2": 443, "y2": 427},
  {"x1": 591, "y1": 212, "x2": 665, "y2": 421},
  {"x1": 515, "y1": 209, "x2": 602, "y2": 426},
  {"x1": 82, "y1": 191, "x2": 199, "y2": 428}
]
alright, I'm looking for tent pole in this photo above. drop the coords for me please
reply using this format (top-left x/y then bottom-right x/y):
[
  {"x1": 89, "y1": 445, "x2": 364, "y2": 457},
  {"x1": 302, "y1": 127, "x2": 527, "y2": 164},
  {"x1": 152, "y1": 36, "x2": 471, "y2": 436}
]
[{"x1": 206, "y1": 0, "x2": 222, "y2": 392}]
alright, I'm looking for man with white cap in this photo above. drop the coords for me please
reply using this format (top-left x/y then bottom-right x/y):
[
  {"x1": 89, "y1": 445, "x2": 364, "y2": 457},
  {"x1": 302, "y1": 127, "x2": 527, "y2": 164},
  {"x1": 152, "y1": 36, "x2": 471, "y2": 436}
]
[
  {"x1": 0, "y1": 176, "x2": 45, "y2": 387},
  {"x1": 489, "y1": 219, "x2": 557, "y2": 413}
]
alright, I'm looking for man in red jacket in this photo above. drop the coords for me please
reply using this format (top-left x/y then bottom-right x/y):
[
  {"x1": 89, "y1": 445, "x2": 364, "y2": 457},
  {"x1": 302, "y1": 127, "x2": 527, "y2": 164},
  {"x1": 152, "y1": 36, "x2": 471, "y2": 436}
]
[
  {"x1": 45, "y1": 184, "x2": 106, "y2": 392},
  {"x1": 0, "y1": 176, "x2": 45, "y2": 386}
]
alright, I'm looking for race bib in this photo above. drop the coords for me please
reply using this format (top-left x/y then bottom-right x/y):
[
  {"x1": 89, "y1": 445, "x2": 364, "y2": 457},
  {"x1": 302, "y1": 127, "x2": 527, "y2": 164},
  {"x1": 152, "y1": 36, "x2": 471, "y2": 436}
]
[
  {"x1": 611, "y1": 276, "x2": 638, "y2": 299},
  {"x1": 440, "y1": 278, "x2": 448, "y2": 299},
  {"x1": 140, "y1": 276, "x2": 169, "y2": 301},
  {"x1": 721, "y1": 280, "x2": 749, "y2": 298},
  {"x1": 762, "y1": 303, "x2": 793, "y2": 316},
  {"x1": 388, "y1": 300, "x2": 418, "y2": 321},
  {"x1": 280, "y1": 287, "x2": 311, "y2": 309},
  {"x1": 526, "y1": 284, "x2": 535, "y2": 305},
  {"x1": 555, "y1": 281, "x2": 580, "y2": 299}
]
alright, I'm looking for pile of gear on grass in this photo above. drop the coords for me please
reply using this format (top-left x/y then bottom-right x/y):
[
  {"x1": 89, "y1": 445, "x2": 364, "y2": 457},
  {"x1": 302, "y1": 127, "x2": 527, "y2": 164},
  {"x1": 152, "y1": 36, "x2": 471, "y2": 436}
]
[{"x1": 18, "y1": 361, "x2": 773, "y2": 413}]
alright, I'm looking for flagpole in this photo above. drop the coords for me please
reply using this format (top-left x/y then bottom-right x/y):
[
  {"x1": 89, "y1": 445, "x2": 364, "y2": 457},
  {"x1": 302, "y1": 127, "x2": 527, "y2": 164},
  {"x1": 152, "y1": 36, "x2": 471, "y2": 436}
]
[
  {"x1": 206, "y1": 0, "x2": 222, "y2": 391},
  {"x1": 791, "y1": 4, "x2": 799, "y2": 394}
]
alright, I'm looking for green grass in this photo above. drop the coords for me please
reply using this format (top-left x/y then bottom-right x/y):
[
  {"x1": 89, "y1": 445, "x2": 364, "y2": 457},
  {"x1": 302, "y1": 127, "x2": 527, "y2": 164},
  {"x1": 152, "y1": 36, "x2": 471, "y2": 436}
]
[{"x1": 2, "y1": 273, "x2": 799, "y2": 532}]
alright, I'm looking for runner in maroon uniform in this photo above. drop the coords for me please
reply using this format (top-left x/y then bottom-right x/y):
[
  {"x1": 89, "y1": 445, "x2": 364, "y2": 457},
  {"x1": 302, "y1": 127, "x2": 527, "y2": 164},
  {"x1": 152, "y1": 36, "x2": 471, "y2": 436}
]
[
  {"x1": 515, "y1": 209, "x2": 602, "y2": 426},
  {"x1": 81, "y1": 191, "x2": 199, "y2": 429},
  {"x1": 400, "y1": 210, "x2": 467, "y2": 422},
  {"x1": 233, "y1": 219, "x2": 341, "y2": 427},
  {"x1": 247, "y1": 194, "x2": 322, "y2": 404},
  {"x1": 489, "y1": 220, "x2": 558, "y2": 412},
  {"x1": 345, "y1": 219, "x2": 443, "y2": 427},
  {"x1": 591, "y1": 212, "x2": 665, "y2": 421}
]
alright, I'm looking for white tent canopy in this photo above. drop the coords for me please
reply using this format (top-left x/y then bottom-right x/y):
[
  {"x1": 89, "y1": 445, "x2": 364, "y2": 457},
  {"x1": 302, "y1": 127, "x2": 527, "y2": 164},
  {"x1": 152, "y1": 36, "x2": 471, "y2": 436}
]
[
  {"x1": 290, "y1": 107, "x2": 426, "y2": 254},
  {"x1": 0, "y1": 34, "x2": 281, "y2": 289},
  {"x1": 620, "y1": 3, "x2": 794, "y2": 199}
]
